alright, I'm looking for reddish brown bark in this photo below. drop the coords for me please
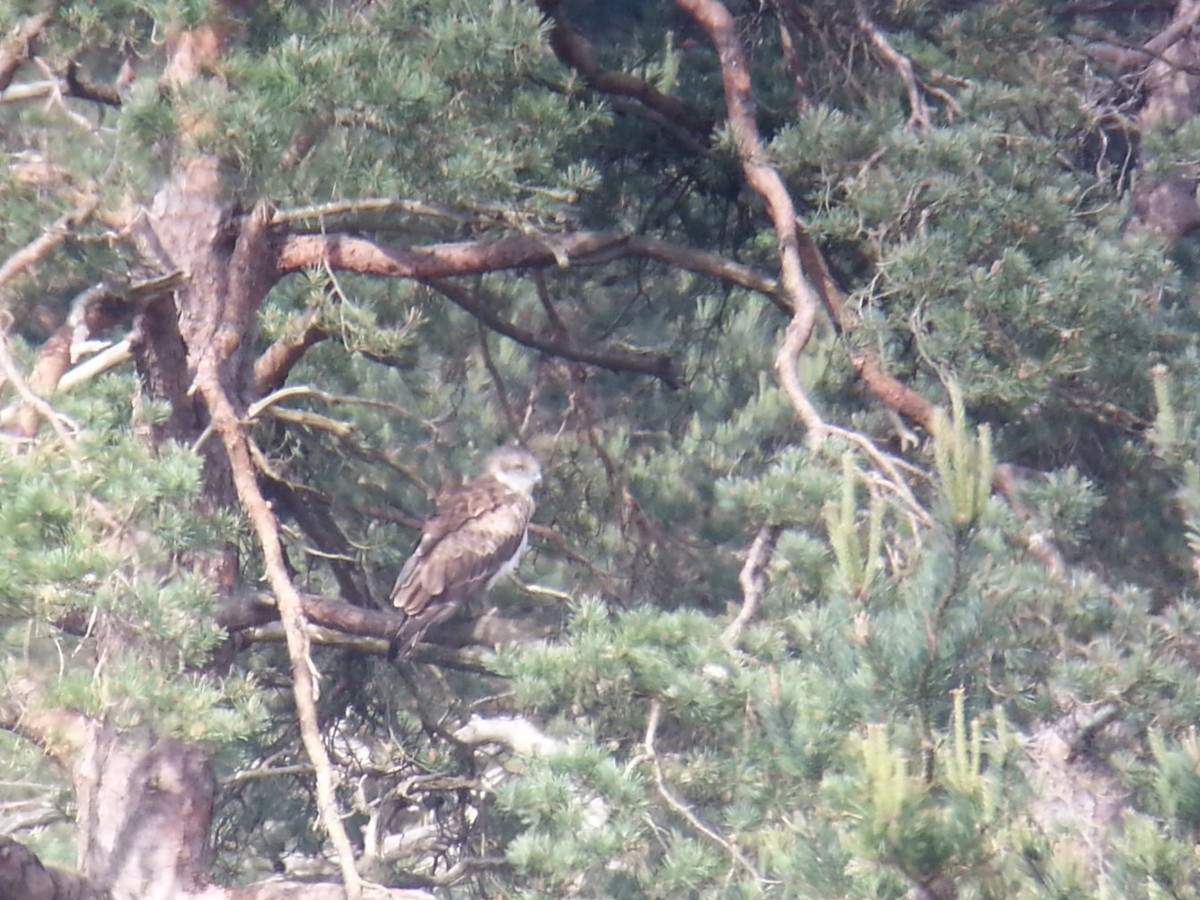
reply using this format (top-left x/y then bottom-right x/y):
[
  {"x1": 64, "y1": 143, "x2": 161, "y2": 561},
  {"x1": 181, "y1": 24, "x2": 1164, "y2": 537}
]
[
  {"x1": 278, "y1": 231, "x2": 624, "y2": 278},
  {"x1": 677, "y1": 0, "x2": 827, "y2": 443}
]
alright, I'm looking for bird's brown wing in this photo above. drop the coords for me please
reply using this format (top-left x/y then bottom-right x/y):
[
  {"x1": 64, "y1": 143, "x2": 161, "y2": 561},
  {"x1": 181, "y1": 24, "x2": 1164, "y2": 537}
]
[{"x1": 391, "y1": 475, "x2": 532, "y2": 617}]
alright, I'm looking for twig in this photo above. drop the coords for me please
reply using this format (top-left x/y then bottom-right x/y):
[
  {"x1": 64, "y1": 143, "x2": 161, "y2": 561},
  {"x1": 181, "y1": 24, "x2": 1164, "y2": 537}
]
[
  {"x1": 514, "y1": 579, "x2": 575, "y2": 603},
  {"x1": 826, "y1": 424, "x2": 933, "y2": 528},
  {"x1": 723, "y1": 525, "x2": 783, "y2": 646},
  {"x1": 269, "y1": 196, "x2": 470, "y2": 226},
  {"x1": 0, "y1": 330, "x2": 80, "y2": 451},
  {"x1": 0, "y1": 199, "x2": 98, "y2": 289},
  {"x1": 423, "y1": 277, "x2": 680, "y2": 386},
  {"x1": 642, "y1": 699, "x2": 763, "y2": 882},
  {"x1": 56, "y1": 338, "x2": 133, "y2": 393},
  {"x1": 854, "y1": 1, "x2": 960, "y2": 130},
  {"x1": 478, "y1": 326, "x2": 522, "y2": 437}
]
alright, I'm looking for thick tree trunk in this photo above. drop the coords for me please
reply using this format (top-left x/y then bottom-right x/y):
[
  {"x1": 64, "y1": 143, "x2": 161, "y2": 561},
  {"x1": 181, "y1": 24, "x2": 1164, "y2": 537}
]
[
  {"x1": 43, "y1": 139, "x2": 282, "y2": 895},
  {"x1": 76, "y1": 727, "x2": 215, "y2": 898}
]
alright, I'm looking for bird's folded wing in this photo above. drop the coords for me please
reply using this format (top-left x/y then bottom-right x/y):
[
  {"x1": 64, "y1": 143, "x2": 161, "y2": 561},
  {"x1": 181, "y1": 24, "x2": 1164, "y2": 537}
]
[{"x1": 391, "y1": 480, "x2": 532, "y2": 616}]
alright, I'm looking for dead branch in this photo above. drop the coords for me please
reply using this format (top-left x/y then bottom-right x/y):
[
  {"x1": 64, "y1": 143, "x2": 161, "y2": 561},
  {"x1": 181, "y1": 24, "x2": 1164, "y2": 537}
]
[
  {"x1": 454, "y1": 715, "x2": 568, "y2": 754},
  {"x1": 423, "y1": 278, "x2": 680, "y2": 386},
  {"x1": 677, "y1": 0, "x2": 827, "y2": 446},
  {"x1": 0, "y1": 13, "x2": 51, "y2": 92},
  {"x1": 723, "y1": 525, "x2": 783, "y2": 646},
  {"x1": 641, "y1": 699, "x2": 763, "y2": 883},
  {"x1": 765, "y1": 0, "x2": 813, "y2": 114},
  {"x1": 0, "y1": 330, "x2": 80, "y2": 446},
  {"x1": 199, "y1": 392, "x2": 363, "y2": 898},
  {"x1": 854, "y1": 1, "x2": 960, "y2": 130},
  {"x1": 192, "y1": 202, "x2": 362, "y2": 900},
  {"x1": 0, "y1": 199, "x2": 98, "y2": 289},
  {"x1": 270, "y1": 198, "x2": 470, "y2": 228},
  {"x1": 0, "y1": 62, "x2": 125, "y2": 108},
  {"x1": 57, "y1": 338, "x2": 133, "y2": 393},
  {"x1": 536, "y1": 0, "x2": 712, "y2": 137}
]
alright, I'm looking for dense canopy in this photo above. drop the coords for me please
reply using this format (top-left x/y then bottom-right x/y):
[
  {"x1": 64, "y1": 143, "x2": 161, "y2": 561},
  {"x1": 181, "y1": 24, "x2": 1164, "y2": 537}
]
[{"x1": 4, "y1": 1, "x2": 1200, "y2": 897}]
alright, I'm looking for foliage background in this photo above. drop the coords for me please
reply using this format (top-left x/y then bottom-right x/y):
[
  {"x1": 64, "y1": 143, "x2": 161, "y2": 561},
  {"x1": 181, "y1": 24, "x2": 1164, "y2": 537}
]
[{"x1": 4, "y1": 0, "x2": 1200, "y2": 897}]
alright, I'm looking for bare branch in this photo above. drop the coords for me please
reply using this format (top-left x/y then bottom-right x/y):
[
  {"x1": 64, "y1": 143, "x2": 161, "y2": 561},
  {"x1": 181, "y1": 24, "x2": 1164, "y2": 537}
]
[
  {"x1": 677, "y1": 0, "x2": 827, "y2": 446},
  {"x1": 641, "y1": 699, "x2": 764, "y2": 883},
  {"x1": 723, "y1": 525, "x2": 783, "y2": 646},
  {"x1": 270, "y1": 197, "x2": 471, "y2": 228},
  {"x1": 57, "y1": 338, "x2": 133, "y2": 393},
  {"x1": 424, "y1": 278, "x2": 680, "y2": 386},
  {"x1": 0, "y1": 200, "x2": 98, "y2": 289},
  {"x1": 0, "y1": 329, "x2": 80, "y2": 447},
  {"x1": 794, "y1": 222, "x2": 937, "y2": 430},
  {"x1": 536, "y1": 0, "x2": 712, "y2": 137},
  {"x1": 277, "y1": 230, "x2": 782, "y2": 301},
  {"x1": 254, "y1": 309, "x2": 329, "y2": 395},
  {"x1": 0, "y1": 13, "x2": 51, "y2": 92},
  {"x1": 854, "y1": 1, "x2": 960, "y2": 130},
  {"x1": 193, "y1": 202, "x2": 362, "y2": 900}
]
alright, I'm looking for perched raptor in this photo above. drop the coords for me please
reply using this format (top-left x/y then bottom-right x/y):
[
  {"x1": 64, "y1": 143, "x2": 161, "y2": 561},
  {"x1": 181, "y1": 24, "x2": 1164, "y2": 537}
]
[{"x1": 390, "y1": 445, "x2": 542, "y2": 657}]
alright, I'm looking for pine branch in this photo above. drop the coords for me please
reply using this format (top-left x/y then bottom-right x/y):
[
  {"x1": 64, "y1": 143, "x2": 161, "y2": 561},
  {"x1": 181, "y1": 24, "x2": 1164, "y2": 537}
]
[
  {"x1": 678, "y1": 0, "x2": 827, "y2": 447},
  {"x1": 641, "y1": 699, "x2": 765, "y2": 883},
  {"x1": 424, "y1": 277, "x2": 680, "y2": 386},
  {"x1": 276, "y1": 230, "x2": 782, "y2": 300},
  {"x1": 536, "y1": 0, "x2": 713, "y2": 137},
  {"x1": 0, "y1": 13, "x2": 51, "y2": 92},
  {"x1": 192, "y1": 202, "x2": 362, "y2": 900},
  {"x1": 723, "y1": 525, "x2": 782, "y2": 646}
]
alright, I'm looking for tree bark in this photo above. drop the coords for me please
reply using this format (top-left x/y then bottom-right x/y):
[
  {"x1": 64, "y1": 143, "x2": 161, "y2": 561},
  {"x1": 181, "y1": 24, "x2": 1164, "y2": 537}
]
[{"x1": 1125, "y1": 0, "x2": 1200, "y2": 241}]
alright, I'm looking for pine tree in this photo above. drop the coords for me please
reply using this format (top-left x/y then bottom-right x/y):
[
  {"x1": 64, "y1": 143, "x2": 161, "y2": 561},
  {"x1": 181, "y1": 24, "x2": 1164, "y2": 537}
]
[{"x1": 5, "y1": 1, "x2": 1200, "y2": 898}]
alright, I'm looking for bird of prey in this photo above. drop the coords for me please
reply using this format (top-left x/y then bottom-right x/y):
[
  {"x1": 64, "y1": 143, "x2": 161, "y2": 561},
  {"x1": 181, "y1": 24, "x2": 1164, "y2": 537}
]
[{"x1": 390, "y1": 445, "x2": 542, "y2": 658}]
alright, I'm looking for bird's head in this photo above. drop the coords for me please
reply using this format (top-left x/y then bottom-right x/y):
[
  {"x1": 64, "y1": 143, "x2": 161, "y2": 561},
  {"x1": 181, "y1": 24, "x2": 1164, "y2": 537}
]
[{"x1": 484, "y1": 445, "x2": 542, "y2": 497}]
